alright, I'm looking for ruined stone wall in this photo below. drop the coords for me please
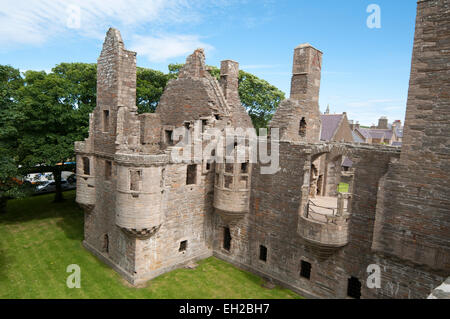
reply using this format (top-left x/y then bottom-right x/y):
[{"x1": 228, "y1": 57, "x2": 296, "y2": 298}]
[
  {"x1": 132, "y1": 162, "x2": 215, "y2": 284},
  {"x1": 213, "y1": 140, "x2": 443, "y2": 298},
  {"x1": 372, "y1": 0, "x2": 450, "y2": 273},
  {"x1": 139, "y1": 113, "x2": 162, "y2": 154},
  {"x1": 269, "y1": 44, "x2": 322, "y2": 143},
  {"x1": 80, "y1": 29, "x2": 139, "y2": 278},
  {"x1": 156, "y1": 49, "x2": 229, "y2": 128}
]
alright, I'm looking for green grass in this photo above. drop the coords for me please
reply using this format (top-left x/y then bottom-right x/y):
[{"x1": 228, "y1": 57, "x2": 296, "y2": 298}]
[
  {"x1": 337, "y1": 183, "x2": 349, "y2": 193},
  {"x1": 0, "y1": 191, "x2": 301, "y2": 299}
]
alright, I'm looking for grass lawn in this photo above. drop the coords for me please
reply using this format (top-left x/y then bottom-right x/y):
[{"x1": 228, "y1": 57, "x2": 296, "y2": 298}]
[
  {"x1": 337, "y1": 183, "x2": 349, "y2": 193},
  {"x1": 0, "y1": 191, "x2": 301, "y2": 299}
]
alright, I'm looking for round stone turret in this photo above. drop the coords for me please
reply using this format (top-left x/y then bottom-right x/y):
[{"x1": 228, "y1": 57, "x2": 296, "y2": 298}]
[
  {"x1": 213, "y1": 145, "x2": 251, "y2": 224},
  {"x1": 115, "y1": 163, "x2": 164, "y2": 239},
  {"x1": 75, "y1": 153, "x2": 96, "y2": 212}
]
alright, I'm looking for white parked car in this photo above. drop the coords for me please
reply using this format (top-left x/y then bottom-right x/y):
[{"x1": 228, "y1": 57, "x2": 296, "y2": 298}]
[{"x1": 35, "y1": 179, "x2": 75, "y2": 194}]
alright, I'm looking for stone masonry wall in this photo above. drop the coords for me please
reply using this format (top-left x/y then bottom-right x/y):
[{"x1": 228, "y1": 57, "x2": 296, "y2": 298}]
[{"x1": 372, "y1": 0, "x2": 450, "y2": 273}]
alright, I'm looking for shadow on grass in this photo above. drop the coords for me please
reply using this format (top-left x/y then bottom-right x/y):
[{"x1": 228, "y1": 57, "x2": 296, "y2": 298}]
[{"x1": 0, "y1": 190, "x2": 84, "y2": 254}]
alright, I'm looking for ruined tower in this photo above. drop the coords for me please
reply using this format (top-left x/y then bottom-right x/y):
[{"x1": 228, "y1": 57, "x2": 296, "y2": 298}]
[
  {"x1": 75, "y1": 1, "x2": 449, "y2": 298},
  {"x1": 269, "y1": 44, "x2": 323, "y2": 142},
  {"x1": 373, "y1": 0, "x2": 450, "y2": 273}
]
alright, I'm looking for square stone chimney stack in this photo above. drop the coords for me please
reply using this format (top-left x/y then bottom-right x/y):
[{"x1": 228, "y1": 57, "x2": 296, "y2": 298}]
[
  {"x1": 290, "y1": 43, "x2": 323, "y2": 104},
  {"x1": 377, "y1": 116, "x2": 388, "y2": 129},
  {"x1": 269, "y1": 43, "x2": 323, "y2": 143},
  {"x1": 220, "y1": 60, "x2": 240, "y2": 105}
]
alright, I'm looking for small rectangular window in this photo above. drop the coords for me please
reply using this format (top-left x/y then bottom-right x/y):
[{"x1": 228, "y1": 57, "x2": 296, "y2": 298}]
[
  {"x1": 223, "y1": 227, "x2": 232, "y2": 251},
  {"x1": 241, "y1": 162, "x2": 248, "y2": 173},
  {"x1": 105, "y1": 161, "x2": 112, "y2": 180},
  {"x1": 179, "y1": 240, "x2": 187, "y2": 252},
  {"x1": 202, "y1": 119, "x2": 207, "y2": 133},
  {"x1": 224, "y1": 176, "x2": 233, "y2": 189},
  {"x1": 82, "y1": 157, "x2": 90, "y2": 175},
  {"x1": 130, "y1": 170, "x2": 142, "y2": 191},
  {"x1": 225, "y1": 163, "x2": 234, "y2": 173},
  {"x1": 103, "y1": 110, "x2": 110, "y2": 132},
  {"x1": 165, "y1": 130, "x2": 173, "y2": 145},
  {"x1": 300, "y1": 260, "x2": 311, "y2": 280},
  {"x1": 206, "y1": 162, "x2": 211, "y2": 171},
  {"x1": 103, "y1": 234, "x2": 109, "y2": 254},
  {"x1": 259, "y1": 245, "x2": 267, "y2": 262},
  {"x1": 186, "y1": 164, "x2": 197, "y2": 185},
  {"x1": 238, "y1": 176, "x2": 248, "y2": 189},
  {"x1": 299, "y1": 117, "x2": 306, "y2": 137},
  {"x1": 347, "y1": 277, "x2": 362, "y2": 299}
]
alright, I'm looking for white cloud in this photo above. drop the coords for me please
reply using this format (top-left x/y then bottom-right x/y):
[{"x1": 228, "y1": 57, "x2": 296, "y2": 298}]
[
  {"x1": 0, "y1": 0, "x2": 217, "y2": 61},
  {"x1": 130, "y1": 34, "x2": 214, "y2": 62}
]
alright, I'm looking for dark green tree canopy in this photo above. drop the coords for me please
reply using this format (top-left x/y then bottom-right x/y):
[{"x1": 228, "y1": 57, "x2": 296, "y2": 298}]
[
  {"x1": 136, "y1": 67, "x2": 170, "y2": 114},
  {"x1": 0, "y1": 65, "x2": 27, "y2": 208}
]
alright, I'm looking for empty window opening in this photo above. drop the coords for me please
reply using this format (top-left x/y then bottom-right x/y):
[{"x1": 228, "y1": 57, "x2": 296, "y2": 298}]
[
  {"x1": 165, "y1": 130, "x2": 173, "y2": 146},
  {"x1": 225, "y1": 163, "x2": 234, "y2": 173},
  {"x1": 299, "y1": 117, "x2": 307, "y2": 137},
  {"x1": 300, "y1": 260, "x2": 312, "y2": 280},
  {"x1": 259, "y1": 245, "x2": 267, "y2": 262},
  {"x1": 130, "y1": 170, "x2": 142, "y2": 191},
  {"x1": 317, "y1": 175, "x2": 323, "y2": 196},
  {"x1": 202, "y1": 119, "x2": 208, "y2": 133},
  {"x1": 105, "y1": 161, "x2": 112, "y2": 180},
  {"x1": 223, "y1": 227, "x2": 232, "y2": 251},
  {"x1": 224, "y1": 176, "x2": 233, "y2": 189},
  {"x1": 103, "y1": 234, "x2": 109, "y2": 253},
  {"x1": 214, "y1": 114, "x2": 221, "y2": 120},
  {"x1": 239, "y1": 176, "x2": 248, "y2": 189},
  {"x1": 206, "y1": 162, "x2": 211, "y2": 171},
  {"x1": 241, "y1": 162, "x2": 248, "y2": 173},
  {"x1": 184, "y1": 122, "x2": 191, "y2": 140},
  {"x1": 103, "y1": 110, "x2": 110, "y2": 132},
  {"x1": 82, "y1": 157, "x2": 90, "y2": 175},
  {"x1": 347, "y1": 277, "x2": 362, "y2": 299},
  {"x1": 179, "y1": 240, "x2": 187, "y2": 252},
  {"x1": 186, "y1": 164, "x2": 197, "y2": 185},
  {"x1": 215, "y1": 173, "x2": 220, "y2": 186}
]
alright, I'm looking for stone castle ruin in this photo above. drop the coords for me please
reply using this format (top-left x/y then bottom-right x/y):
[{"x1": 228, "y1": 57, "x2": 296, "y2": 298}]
[{"x1": 75, "y1": 0, "x2": 449, "y2": 298}]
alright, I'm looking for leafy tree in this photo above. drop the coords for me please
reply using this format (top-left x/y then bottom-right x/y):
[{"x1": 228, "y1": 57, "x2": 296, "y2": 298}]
[
  {"x1": 52, "y1": 63, "x2": 97, "y2": 138},
  {"x1": 136, "y1": 67, "x2": 169, "y2": 113},
  {"x1": 238, "y1": 70, "x2": 285, "y2": 131},
  {"x1": 0, "y1": 65, "x2": 26, "y2": 213},
  {"x1": 15, "y1": 70, "x2": 80, "y2": 202}
]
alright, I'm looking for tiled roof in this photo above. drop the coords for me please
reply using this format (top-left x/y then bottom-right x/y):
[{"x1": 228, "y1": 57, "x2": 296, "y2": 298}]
[
  {"x1": 356, "y1": 128, "x2": 370, "y2": 139},
  {"x1": 320, "y1": 114, "x2": 343, "y2": 141},
  {"x1": 369, "y1": 131, "x2": 385, "y2": 139},
  {"x1": 352, "y1": 131, "x2": 365, "y2": 143},
  {"x1": 342, "y1": 157, "x2": 353, "y2": 167}
]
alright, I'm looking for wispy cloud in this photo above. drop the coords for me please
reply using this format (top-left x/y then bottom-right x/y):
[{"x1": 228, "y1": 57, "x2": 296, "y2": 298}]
[
  {"x1": 131, "y1": 34, "x2": 213, "y2": 62},
  {"x1": 0, "y1": 0, "x2": 218, "y2": 61}
]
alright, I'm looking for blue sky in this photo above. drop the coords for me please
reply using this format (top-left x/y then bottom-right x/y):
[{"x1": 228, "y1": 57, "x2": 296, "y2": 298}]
[{"x1": 0, "y1": 0, "x2": 417, "y2": 126}]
